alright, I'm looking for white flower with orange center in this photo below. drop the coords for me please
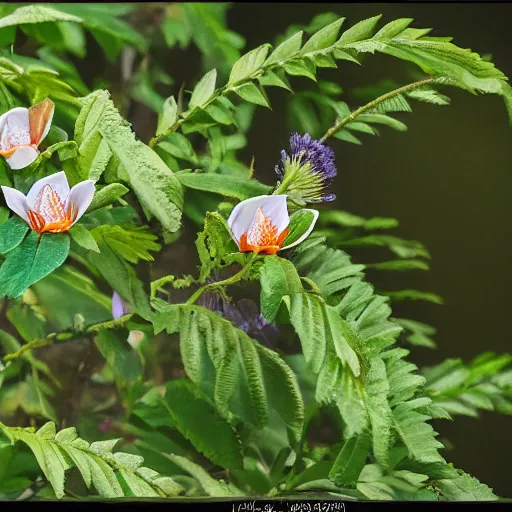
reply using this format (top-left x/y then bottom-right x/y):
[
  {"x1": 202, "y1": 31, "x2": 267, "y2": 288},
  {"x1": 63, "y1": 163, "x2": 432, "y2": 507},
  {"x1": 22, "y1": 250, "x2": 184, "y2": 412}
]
[
  {"x1": 227, "y1": 195, "x2": 318, "y2": 255},
  {"x1": 1, "y1": 171, "x2": 95, "y2": 234},
  {"x1": 0, "y1": 98, "x2": 55, "y2": 170}
]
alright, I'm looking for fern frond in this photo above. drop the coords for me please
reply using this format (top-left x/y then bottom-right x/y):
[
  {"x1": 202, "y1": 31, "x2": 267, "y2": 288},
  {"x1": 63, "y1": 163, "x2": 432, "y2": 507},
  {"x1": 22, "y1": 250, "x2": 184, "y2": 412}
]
[
  {"x1": 151, "y1": 299, "x2": 304, "y2": 446},
  {"x1": 0, "y1": 421, "x2": 183, "y2": 498}
]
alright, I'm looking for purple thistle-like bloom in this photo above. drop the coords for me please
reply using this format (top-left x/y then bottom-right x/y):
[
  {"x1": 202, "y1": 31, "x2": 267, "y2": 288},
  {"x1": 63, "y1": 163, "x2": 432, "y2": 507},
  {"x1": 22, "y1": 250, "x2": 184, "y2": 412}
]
[
  {"x1": 276, "y1": 132, "x2": 337, "y2": 203},
  {"x1": 222, "y1": 299, "x2": 279, "y2": 348},
  {"x1": 198, "y1": 291, "x2": 278, "y2": 348}
]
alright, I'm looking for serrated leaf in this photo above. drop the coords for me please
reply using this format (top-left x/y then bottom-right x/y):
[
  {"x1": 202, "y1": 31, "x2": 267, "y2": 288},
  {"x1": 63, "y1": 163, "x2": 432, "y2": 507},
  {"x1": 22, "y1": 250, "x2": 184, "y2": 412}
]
[
  {"x1": 0, "y1": 5, "x2": 82, "y2": 28},
  {"x1": 76, "y1": 91, "x2": 183, "y2": 233},
  {"x1": 87, "y1": 183, "x2": 129, "y2": 213},
  {"x1": 337, "y1": 15, "x2": 382, "y2": 45},
  {"x1": 162, "y1": 379, "x2": 243, "y2": 468},
  {"x1": 301, "y1": 18, "x2": 345, "y2": 54},
  {"x1": 373, "y1": 18, "x2": 413, "y2": 39},
  {"x1": 151, "y1": 300, "x2": 304, "y2": 446},
  {"x1": 259, "y1": 255, "x2": 303, "y2": 323}
]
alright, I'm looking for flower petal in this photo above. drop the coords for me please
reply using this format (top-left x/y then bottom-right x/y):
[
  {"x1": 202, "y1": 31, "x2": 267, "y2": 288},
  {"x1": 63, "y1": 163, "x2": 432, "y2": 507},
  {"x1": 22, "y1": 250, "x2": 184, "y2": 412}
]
[
  {"x1": 258, "y1": 195, "x2": 290, "y2": 235},
  {"x1": 280, "y1": 208, "x2": 319, "y2": 251},
  {"x1": 0, "y1": 107, "x2": 30, "y2": 145},
  {"x1": 227, "y1": 195, "x2": 274, "y2": 246},
  {"x1": 66, "y1": 179, "x2": 96, "y2": 225},
  {"x1": 1, "y1": 185, "x2": 29, "y2": 224},
  {"x1": 5, "y1": 145, "x2": 39, "y2": 170},
  {"x1": 26, "y1": 171, "x2": 70, "y2": 209},
  {"x1": 112, "y1": 291, "x2": 128, "y2": 319},
  {"x1": 28, "y1": 98, "x2": 55, "y2": 146}
]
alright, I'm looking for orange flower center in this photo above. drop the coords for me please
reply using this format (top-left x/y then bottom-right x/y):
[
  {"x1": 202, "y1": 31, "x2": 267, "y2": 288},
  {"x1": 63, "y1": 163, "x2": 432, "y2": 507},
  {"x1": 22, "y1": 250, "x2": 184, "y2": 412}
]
[
  {"x1": 28, "y1": 184, "x2": 76, "y2": 234},
  {"x1": 239, "y1": 208, "x2": 289, "y2": 255}
]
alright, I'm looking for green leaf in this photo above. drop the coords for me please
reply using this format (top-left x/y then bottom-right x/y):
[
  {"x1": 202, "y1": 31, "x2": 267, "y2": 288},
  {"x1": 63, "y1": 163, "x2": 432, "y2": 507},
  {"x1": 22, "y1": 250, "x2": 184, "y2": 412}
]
[
  {"x1": 156, "y1": 96, "x2": 178, "y2": 136},
  {"x1": 283, "y1": 293, "x2": 361, "y2": 380},
  {"x1": 259, "y1": 255, "x2": 303, "y2": 323},
  {"x1": 151, "y1": 300, "x2": 304, "y2": 446},
  {"x1": 358, "y1": 113, "x2": 408, "y2": 132},
  {"x1": 33, "y1": 265, "x2": 111, "y2": 331},
  {"x1": 382, "y1": 289, "x2": 443, "y2": 304},
  {"x1": 282, "y1": 210, "x2": 318, "y2": 248},
  {"x1": 437, "y1": 472, "x2": 498, "y2": 500},
  {"x1": 393, "y1": 403, "x2": 444, "y2": 463},
  {"x1": 94, "y1": 329, "x2": 142, "y2": 384},
  {"x1": 266, "y1": 31, "x2": 302, "y2": 64},
  {"x1": 176, "y1": 171, "x2": 271, "y2": 200},
  {"x1": 189, "y1": 69, "x2": 217, "y2": 109},
  {"x1": 283, "y1": 59, "x2": 317, "y2": 81},
  {"x1": 0, "y1": 231, "x2": 70, "y2": 299},
  {"x1": 234, "y1": 82, "x2": 270, "y2": 108},
  {"x1": 87, "y1": 183, "x2": 129, "y2": 213},
  {"x1": 337, "y1": 15, "x2": 382, "y2": 45},
  {"x1": 75, "y1": 91, "x2": 183, "y2": 233},
  {"x1": 91, "y1": 225, "x2": 161, "y2": 264},
  {"x1": 228, "y1": 44, "x2": 270, "y2": 86},
  {"x1": 87, "y1": 237, "x2": 151, "y2": 320},
  {"x1": 162, "y1": 379, "x2": 243, "y2": 469},
  {"x1": 69, "y1": 224, "x2": 100, "y2": 253},
  {"x1": 301, "y1": 18, "x2": 345, "y2": 54},
  {"x1": 164, "y1": 453, "x2": 242, "y2": 497},
  {"x1": 367, "y1": 260, "x2": 429, "y2": 271},
  {"x1": 0, "y1": 5, "x2": 82, "y2": 28},
  {"x1": 0, "y1": 216, "x2": 29, "y2": 255},
  {"x1": 330, "y1": 432, "x2": 371, "y2": 486},
  {"x1": 373, "y1": 18, "x2": 413, "y2": 39}
]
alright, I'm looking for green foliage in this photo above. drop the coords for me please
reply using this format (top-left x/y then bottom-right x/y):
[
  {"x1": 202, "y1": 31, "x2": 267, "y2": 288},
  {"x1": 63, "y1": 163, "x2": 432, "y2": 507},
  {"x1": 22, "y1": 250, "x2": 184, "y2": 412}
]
[
  {"x1": 0, "y1": 421, "x2": 183, "y2": 498},
  {"x1": 75, "y1": 90, "x2": 184, "y2": 233},
  {"x1": 0, "y1": 5, "x2": 508, "y2": 503},
  {"x1": 151, "y1": 299, "x2": 304, "y2": 447},
  {"x1": 0, "y1": 232, "x2": 70, "y2": 298},
  {"x1": 423, "y1": 353, "x2": 512, "y2": 418}
]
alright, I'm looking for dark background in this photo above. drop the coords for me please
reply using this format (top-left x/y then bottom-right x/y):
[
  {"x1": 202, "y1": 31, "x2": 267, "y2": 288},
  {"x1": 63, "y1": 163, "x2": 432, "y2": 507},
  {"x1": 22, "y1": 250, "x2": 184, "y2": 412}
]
[{"x1": 224, "y1": 2, "x2": 512, "y2": 497}]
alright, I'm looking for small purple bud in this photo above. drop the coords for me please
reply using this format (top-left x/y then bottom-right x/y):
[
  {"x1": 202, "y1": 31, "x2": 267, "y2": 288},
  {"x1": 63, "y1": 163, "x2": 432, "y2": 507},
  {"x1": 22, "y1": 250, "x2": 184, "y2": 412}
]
[{"x1": 112, "y1": 291, "x2": 129, "y2": 319}]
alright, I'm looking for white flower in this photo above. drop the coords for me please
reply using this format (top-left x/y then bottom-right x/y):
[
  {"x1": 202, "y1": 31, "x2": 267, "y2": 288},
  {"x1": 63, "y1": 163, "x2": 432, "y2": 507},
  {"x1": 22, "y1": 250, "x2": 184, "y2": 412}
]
[
  {"x1": 1, "y1": 171, "x2": 95, "y2": 234},
  {"x1": 227, "y1": 194, "x2": 318, "y2": 255},
  {"x1": 0, "y1": 98, "x2": 55, "y2": 170}
]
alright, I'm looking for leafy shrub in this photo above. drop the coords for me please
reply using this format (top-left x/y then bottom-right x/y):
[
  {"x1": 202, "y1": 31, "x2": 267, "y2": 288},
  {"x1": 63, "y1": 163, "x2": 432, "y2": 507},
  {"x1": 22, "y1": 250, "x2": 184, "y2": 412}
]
[{"x1": 0, "y1": 3, "x2": 510, "y2": 501}]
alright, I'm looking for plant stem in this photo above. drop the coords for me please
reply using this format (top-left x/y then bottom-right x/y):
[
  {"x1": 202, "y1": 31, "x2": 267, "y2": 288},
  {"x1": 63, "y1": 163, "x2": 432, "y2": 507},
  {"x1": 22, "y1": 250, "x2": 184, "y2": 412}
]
[
  {"x1": 320, "y1": 77, "x2": 437, "y2": 142},
  {"x1": 1, "y1": 314, "x2": 133, "y2": 365},
  {"x1": 185, "y1": 252, "x2": 259, "y2": 306}
]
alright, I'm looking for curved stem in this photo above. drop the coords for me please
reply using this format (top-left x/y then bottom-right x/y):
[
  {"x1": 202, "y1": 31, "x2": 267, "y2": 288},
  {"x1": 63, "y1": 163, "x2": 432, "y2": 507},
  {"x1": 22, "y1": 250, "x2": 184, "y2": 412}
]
[
  {"x1": 186, "y1": 252, "x2": 259, "y2": 306},
  {"x1": 1, "y1": 314, "x2": 133, "y2": 365},
  {"x1": 320, "y1": 77, "x2": 437, "y2": 142}
]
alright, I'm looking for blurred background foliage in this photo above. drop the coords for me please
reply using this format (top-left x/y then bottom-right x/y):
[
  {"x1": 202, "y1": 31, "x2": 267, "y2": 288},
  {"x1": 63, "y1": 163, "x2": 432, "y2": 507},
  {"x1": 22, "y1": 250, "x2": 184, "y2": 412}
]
[{"x1": 0, "y1": 1, "x2": 510, "y2": 497}]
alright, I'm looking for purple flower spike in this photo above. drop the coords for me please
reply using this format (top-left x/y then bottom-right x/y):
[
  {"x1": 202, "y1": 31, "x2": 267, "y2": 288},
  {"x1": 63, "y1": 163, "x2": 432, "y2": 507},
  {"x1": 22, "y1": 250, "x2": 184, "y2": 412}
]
[{"x1": 275, "y1": 132, "x2": 338, "y2": 204}]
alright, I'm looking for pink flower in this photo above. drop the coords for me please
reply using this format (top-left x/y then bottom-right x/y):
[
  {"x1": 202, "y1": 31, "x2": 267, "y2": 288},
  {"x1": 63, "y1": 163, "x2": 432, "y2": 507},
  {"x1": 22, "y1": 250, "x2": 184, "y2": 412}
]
[
  {"x1": 1, "y1": 171, "x2": 95, "y2": 234},
  {"x1": 0, "y1": 98, "x2": 55, "y2": 170}
]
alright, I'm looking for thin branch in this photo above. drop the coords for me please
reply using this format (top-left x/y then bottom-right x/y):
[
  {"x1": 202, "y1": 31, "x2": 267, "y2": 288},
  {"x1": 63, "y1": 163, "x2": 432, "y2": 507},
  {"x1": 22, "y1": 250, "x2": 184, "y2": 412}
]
[
  {"x1": 1, "y1": 314, "x2": 133, "y2": 365},
  {"x1": 185, "y1": 252, "x2": 259, "y2": 306},
  {"x1": 320, "y1": 77, "x2": 438, "y2": 142}
]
